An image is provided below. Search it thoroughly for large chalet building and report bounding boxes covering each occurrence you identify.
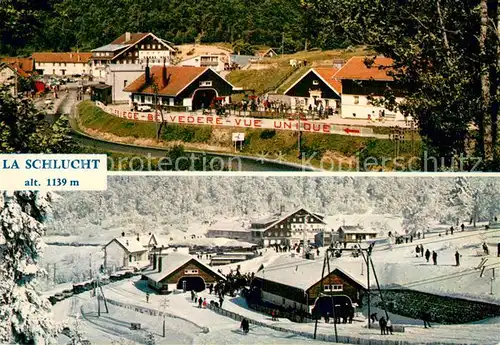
[91,32,176,80]
[249,208,327,247]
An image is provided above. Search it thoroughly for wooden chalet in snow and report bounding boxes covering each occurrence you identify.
[337,225,378,243]
[284,68,342,112]
[252,255,366,313]
[123,62,234,111]
[103,232,153,270]
[144,253,226,293]
[91,32,176,80]
[250,208,327,247]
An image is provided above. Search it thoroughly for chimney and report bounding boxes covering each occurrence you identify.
[158,256,163,272]
[125,32,131,42]
[145,57,151,84]
[121,232,125,237]
[161,57,168,88]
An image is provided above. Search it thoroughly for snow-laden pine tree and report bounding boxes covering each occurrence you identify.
[0,191,58,344]
[443,177,474,226]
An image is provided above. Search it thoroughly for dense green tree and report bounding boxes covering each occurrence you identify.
[304,0,500,170]
[0,86,76,153]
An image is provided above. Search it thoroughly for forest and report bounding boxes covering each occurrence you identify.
[0,0,326,55]
[47,176,500,237]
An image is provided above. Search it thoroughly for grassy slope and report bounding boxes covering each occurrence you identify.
[77,101,421,170]
[227,67,295,95]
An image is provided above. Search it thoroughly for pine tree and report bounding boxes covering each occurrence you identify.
[0,191,58,344]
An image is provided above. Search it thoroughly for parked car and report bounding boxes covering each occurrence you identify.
[137,104,152,112]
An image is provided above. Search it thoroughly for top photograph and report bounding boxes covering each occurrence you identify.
[1,0,499,172]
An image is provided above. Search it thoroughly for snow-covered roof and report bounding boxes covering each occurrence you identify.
[208,219,250,232]
[105,234,151,253]
[339,226,378,235]
[255,254,366,291]
[252,208,325,232]
[146,252,226,282]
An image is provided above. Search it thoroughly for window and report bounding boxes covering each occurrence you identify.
[184,269,199,275]
[313,80,319,86]
[147,45,151,49]
[152,44,156,49]
[199,81,212,87]
[280,224,284,229]
[141,45,145,49]
[129,255,132,262]
[64,63,67,66]
[332,284,343,291]
[354,96,360,105]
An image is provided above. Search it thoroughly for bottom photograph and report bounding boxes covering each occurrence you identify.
[1,176,500,345]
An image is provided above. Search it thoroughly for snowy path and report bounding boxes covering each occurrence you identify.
[99,279,342,345]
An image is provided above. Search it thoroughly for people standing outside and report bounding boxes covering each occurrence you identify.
[425,249,431,262]
[379,316,387,335]
[146,293,150,303]
[198,297,203,308]
[432,251,438,265]
[422,311,432,328]
[420,244,424,257]
[386,318,393,335]
[461,223,465,231]
[415,245,420,257]
[455,251,461,266]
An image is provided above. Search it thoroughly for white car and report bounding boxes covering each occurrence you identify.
[137,104,152,112]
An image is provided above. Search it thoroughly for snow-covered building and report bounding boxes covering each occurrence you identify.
[144,253,226,293]
[206,220,252,242]
[250,208,327,247]
[104,233,153,270]
[337,225,378,243]
[314,230,340,247]
[252,255,366,312]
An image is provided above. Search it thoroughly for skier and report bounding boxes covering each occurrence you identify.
[198,297,203,308]
[370,312,378,323]
[450,226,454,235]
[379,316,387,335]
[455,251,461,266]
[146,293,150,303]
[425,249,431,262]
[432,251,438,265]
[191,290,195,302]
[420,244,424,257]
[202,298,207,308]
[483,242,489,255]
[415,245,420,257]
[219,295,224,308]
[461,223,465,231]
[240,318,249,334]
[386,317,393,335]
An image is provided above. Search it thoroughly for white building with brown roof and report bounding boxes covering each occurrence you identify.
[32,52,92,77]
[333,56,406,121]
[91,32,176,80]
[103,232,153,270]
[179,54,228,73]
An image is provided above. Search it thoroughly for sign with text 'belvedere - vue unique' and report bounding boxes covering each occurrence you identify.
[0,154,107,191]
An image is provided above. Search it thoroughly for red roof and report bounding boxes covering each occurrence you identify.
[0,62,29,78]
[334,56,394,81]
[314,67,342,94]
[31,52,92,63]
[1,57,34,73]
[111,33,149,45]
[124,66,209,96]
